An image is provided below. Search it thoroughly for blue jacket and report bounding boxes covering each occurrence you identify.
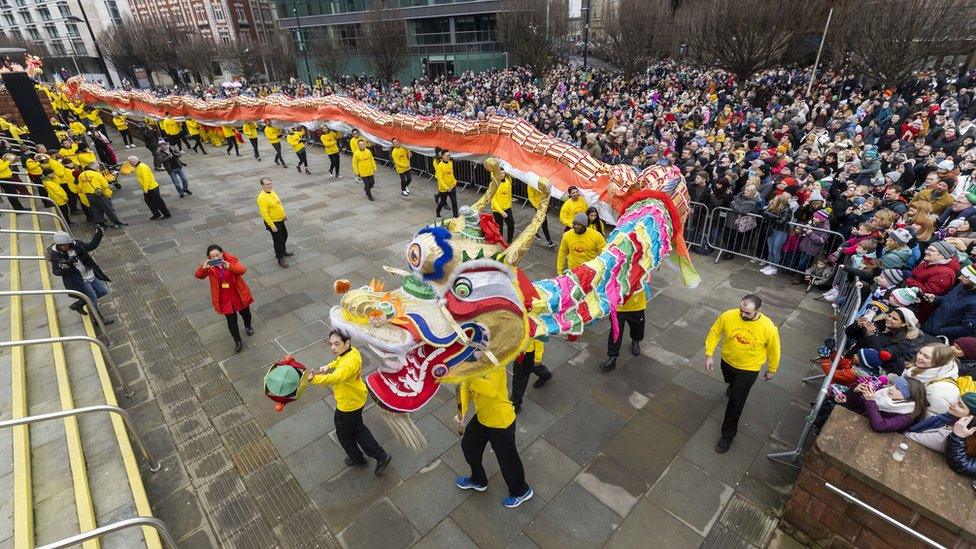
[923,284,976,339]
[946,433,976,476]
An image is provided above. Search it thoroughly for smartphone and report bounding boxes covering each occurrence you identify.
[206,258,223,267]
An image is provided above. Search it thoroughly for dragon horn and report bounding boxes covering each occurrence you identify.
[469,157,502,212]
[501,178,551,266]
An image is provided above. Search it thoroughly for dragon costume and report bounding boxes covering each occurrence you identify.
[63,80,701,447]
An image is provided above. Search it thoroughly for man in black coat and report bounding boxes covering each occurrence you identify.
[48,228,114,324]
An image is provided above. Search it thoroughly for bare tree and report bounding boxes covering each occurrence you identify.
[222,42,261,83]
[309,29,350,82]
[362,4,410,83]
[176,34,222,84]
[678,0,823,81]
[497,0,569,76]
[597,0,673,78]
[834,0,976,86]
[262,35,298,82]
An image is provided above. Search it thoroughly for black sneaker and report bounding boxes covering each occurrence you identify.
[184,189,192,195]
[278,260,289,268]
[533,371,552,389]
[714,436,733,453]
[344,457,367,467]
[101,317,115,325]
[69,300,87,315]
[234,341,243,353]
[283,251,294,257]
[599,357,616,372]
[631,340,642,356]
[374,453,392,475]
[514,404,522,414]
[245,325,254,336]
[149,215,161,220]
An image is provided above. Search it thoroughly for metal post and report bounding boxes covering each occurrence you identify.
[825,484,948,549]
[582,0,591,68]
[37,517,177,549]
[0,194,70,229]
[0,209,72,234]
[0,404,159,470]
[805,7,833,97]
[0,289,112,345]
[74,0,114,87]
[0,336,133,397]
[293,0,313,87]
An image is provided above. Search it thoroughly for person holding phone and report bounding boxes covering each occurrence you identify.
[194,244,254,353]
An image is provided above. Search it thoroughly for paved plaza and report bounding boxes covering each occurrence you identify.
[94,141,830,548]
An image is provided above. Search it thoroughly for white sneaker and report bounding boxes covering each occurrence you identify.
[402,190,408,196]
[763,267,778,276]
[822,289,839,302]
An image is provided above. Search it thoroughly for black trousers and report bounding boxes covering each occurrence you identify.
[191,134,206,153]
[720,360,759,439]
[607,310,645,357]
[119,128,133,146]
[462,417,528,498]
[143,188,170,217]
[272,143,285,165]
[493,209,515,243]
[398,170,411,191]
[225,137,239,155]
[510,351,550,408]
[435,188,459,218]
[538,215,552,243]
[249,137,260,159]
[89,194,121,225]
[0,181,25,210]
[166,134,181,149]
[328,153,340,176]
[224,306,252,343]
[362,175,375,199]
[266,220,288,259]
[296,149,308,169]
[335,407,385,464]
[178,132,191,149]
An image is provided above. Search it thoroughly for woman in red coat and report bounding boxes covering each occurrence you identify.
[195,244,254,352]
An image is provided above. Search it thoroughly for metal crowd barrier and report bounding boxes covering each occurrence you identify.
[705,207,844,275]
[825,483,947,549]
[683,201,711,248]
[767,278,862,466]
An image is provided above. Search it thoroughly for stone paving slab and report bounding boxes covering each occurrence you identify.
[87,139,837,548]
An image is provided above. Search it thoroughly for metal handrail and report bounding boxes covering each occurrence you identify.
[0,193,69,227]
[824,483,947,549]
[0,290,112,345]
[0,228,58,235]
[0,405,158,471]
[37,516,176,549]
[0,208,73,234]
[0,336,132,397]
[0,255,47,260]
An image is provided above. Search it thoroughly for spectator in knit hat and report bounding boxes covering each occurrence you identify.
[906,393,976,452]
[846,307,934,376]
[906,240,961,321]
[923,264,976,340]
[953,337,976,376]
[830,375,927,433]
[880,228,916,270]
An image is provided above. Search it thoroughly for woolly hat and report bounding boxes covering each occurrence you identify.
[808,189,825,203]
[881,268,905,285]
[892,376,911,399]
[572,213,588,226]
[954,337,976,360]
[937,159,955,171]
[888,228,913,245]
[858,348,893,369]
[929,240,956,260]
[885,171,902,183]
[962,264,976,284]
[949,219,968,230]
[889,287,920,307]
[52,231,72,245]
[963,392,976,415]
[813,209,830,221]
[894,307,919,329]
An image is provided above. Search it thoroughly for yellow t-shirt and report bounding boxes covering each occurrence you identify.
[391,146,411,174]
[309,347,368,412]
[112,115,128,130]
[286,130,305,152]
[186,120,201,136]
[42,177,67,206]
[263,125,281,144]
[320,131,339,154]
[256,190,286,225]
[704,309,781,373]
[618,289,648,313]
[352,148,376,177]
[459,367,515,429]
[435,160,457,192]
[134,162,158,192]
[557,227,606,272]
[242,122,258,139]
[491,176,513,213]
[559,196,589,228]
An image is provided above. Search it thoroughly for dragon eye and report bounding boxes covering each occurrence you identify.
[453,277,472,298]
[407,243,422,268]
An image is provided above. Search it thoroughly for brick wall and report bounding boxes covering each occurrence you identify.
[0,86,55,126]
[783,444,968,548]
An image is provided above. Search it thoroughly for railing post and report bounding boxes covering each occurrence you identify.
[0,208,73,234]
[0,193,70,229]
[0,289,113,345]
[0,337,132,397]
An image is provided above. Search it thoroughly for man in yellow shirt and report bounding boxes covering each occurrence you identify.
[286,127,310,174]
[40,168,71,224]
[242,121,261,161]
[528,183,555,248]
[256,177,292,268]
[598,288,648,372]
[264,121,286,168]
[112,114,134,148]
[557,213,606,273]
[222,125,241,156]
[704,294,781,453]
[308,330,391,474]
[127,156,170,220]
[160,113,183,148]
[352,139,377,201]
[77,162,126,229]
[491,168,515,243]
[559,186,589,231]
[455,365,533,508]
[435,150,459,219]
[391,138,411,195]
[186,119,206,154]
[320,129,340,178]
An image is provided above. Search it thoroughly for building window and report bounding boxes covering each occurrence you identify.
[65,22,80,37]
[57,2,71,18]
[220,32,230,43]
[454,13,496,43]
[25,26,40,40]
[18,9,32,22]
[104,0,123,25]
[236,6,245,21]
[44,23,58,37]
[335,23,360,48]
[50,41,66,55]
[71,37,86,55]
[3,13,14,26]
[413,17,450,45]
[37,7,51,21]
[213,5,223,20]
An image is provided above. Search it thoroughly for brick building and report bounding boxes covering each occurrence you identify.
[128,0,277,45]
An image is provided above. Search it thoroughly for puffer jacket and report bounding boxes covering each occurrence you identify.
[906,258,960,296]
[946,433,976,476]
[923,284,976,339]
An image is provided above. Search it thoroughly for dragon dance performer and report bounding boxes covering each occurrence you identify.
[308,329,392,475]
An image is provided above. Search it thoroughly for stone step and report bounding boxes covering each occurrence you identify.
[0,221,147,548]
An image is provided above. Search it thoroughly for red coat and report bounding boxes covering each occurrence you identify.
[194,252,254,315]
[907,257,959,322]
